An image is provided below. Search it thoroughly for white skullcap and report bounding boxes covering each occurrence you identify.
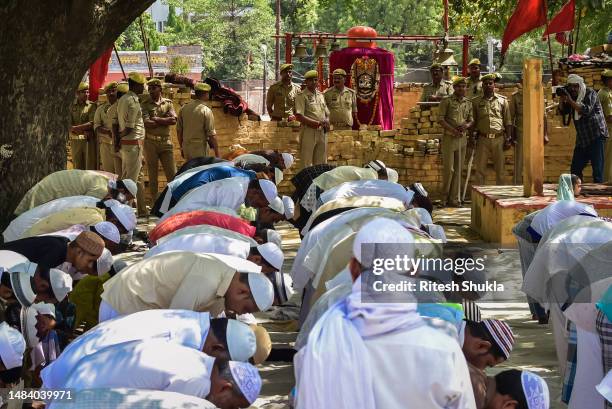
[597,370,612,403]
[366,160,386,172]
[110,203,137,231]
[266,229,282,248]
[93,221,120,244]
[282,196,295,219]
[271,271,294,304]
[352,218,415,267]
[32,302,56,319]
[521,370,550,409]
[411,182,428,197]
[8,261,38,307]
[228,361,262,404]
[50,269,73,302]
[258,179,278,204]
[413,207,433,225]
[0,322,26,370]
[257,243,284,271]
[386,168,399,183]
[268,196,284,215]
[97,248,113,276]
[274,168,284,185]
[226,319,257,362]
[247,273,274,311]
[281,152,294,169]
[0,250,28,270]
[566,74,584,85]
[425,224,447,242]
[120,179,138,197]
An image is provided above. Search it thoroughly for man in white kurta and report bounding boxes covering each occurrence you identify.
[319,179,414,208]
[144,233,251,260]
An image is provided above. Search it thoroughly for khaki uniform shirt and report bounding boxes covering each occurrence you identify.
[324,86,357,126]
[420,80,453,102]
[70,100,96,137]
[472,93,512,135]
[467,76,483,100]
[510,90,523,131]
[117,91,145,141]
[101,252,236,316]
[438,94,473,136]
[177,100,216,144]
[93,102,115,142]
[295,88,328,122]
[266,81,301,118]
[141,95,176,138]
[598,86,612,126]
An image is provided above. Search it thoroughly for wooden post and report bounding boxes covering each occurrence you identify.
[523,59,545,197]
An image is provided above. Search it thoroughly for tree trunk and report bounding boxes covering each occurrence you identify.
[0,1,155,232]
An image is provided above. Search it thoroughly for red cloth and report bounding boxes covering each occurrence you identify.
[543,0,575,37]
[329,47,395,130]
[555,32,571,45]
[148,210,256,244]
[501,0,548,57]
[88,48,113,102]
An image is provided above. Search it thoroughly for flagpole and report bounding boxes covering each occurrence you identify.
[542,1,555,81]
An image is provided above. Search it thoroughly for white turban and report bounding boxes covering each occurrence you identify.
[566,74,586,120]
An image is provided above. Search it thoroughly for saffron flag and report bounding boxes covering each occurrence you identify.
[543,0,575,37]
[555,32,571,45]
[501,0,548,57]
[88,47,113,102]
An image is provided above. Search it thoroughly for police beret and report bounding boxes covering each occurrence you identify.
[280,63,294,72]
[481,73,499,81]
[468,58,481,66]
[116,82,129,93]
[304,70,318,79]
[128,72,146,84]
[603,69,612,78]
[332,68,347,76]
[451,76,467,86]
[147,78,163,87]
[77,82,89,91]
[103,81,118,93]
[194,82,211,92]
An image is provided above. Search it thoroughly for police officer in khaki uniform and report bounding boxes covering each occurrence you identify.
[266,63,301,121]
[109,82,128,174]
[295,70,329,167]
[117,72,146,216]
[69,82,96,170]
[177,82,218,160]
[323,68,357,130]
[599,69,612,182]
[420,63,453,102]
[93,81,119,173]
[438,76,474,206]
[141,79,177,201]
[472,73,513,185]
[466,58,483,100]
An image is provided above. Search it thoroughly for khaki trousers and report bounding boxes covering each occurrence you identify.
[143,137,177,200]
[183,139,208,161]
[70,139,87,170]
[99,141,116,173]
[86,135,98,170]
[120,144,147,216]
[442,134,467,205]
[604,127,612,183]
[474,136,505,185]
[300,127,327,168]
[513,128,523,185]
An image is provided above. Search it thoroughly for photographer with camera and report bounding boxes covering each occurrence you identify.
[558,74,608,183]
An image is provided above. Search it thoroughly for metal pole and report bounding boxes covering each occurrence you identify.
[574,8,583,54]
[113,44,127,79]
[285,33,292,65]
[541,1,555,82]
[462,35,469,76]
[275,0,281,80]
[443,0,449,37]
[262,45,267,116]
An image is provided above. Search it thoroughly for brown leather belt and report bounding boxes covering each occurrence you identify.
[145,134,171,142]
[479,132,502,139]
[120,139,143,146]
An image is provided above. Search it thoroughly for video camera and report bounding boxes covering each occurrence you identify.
[555,86,571,97]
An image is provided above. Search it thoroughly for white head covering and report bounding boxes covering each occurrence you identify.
[110,203,137,231]
[412,207,434,225]
[226,320,257,362]
[281,152,294,169]
[282,196,295,219]
[120,179,138,197]
[0,322,26,370]
[530,200,598,237]
[597,370,612,403]
[7,260,38,307]
[425,224,447,242]
[228,361,262,404]
[271,271,295,304]
[247,273,274,311]
[257,243,284,271]
[566,74,587,121]
[274,168,284,185]
[33,302,56,318]
[521,370,550,409]
[258,179,278,204]
[352,218,415,267]
[50,269,73,302]
[93,221,120,244]
[365,160,386,172]
[268,196,284,215]
[97,248,113,276]
[266,229,282,248]
[386,167,399,183]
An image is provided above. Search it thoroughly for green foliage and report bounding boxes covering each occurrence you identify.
[116,13,162,51]
[169,55,191,74]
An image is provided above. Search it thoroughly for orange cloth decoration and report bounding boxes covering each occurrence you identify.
[347,26,377,48]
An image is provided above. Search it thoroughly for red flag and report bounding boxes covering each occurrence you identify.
[555,32,571,45]
[88,47,113,102]
[501,0,548,57]
[543,0,575,37]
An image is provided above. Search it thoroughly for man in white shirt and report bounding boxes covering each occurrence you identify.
[145,233,251,260]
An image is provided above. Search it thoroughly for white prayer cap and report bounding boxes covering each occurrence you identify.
[597,370,612,403]
[274,168,284,185]
[386,167,399,183]
[566,74,584,85]
[247,273,274,311]
[257,243,284,271]
[410,182,428,197]
[228,361,262,404]
[120,179,138,197]
[520,370,550,409]
[271,271,294,304]
[413,207,433,225]
[0,250,28,269]
[33,302,56,319]
[268,196,285,215]
[50,268,73,302]
[8,261,38,307]
[266,229,282,248]
[352,218,415,267]
[226,319,257,362]
[365,159,386,171]
[110,203,137,231]
[425,224,447,242]
[97,248,113,276]
[282,196,295,219]
[0,322,26,370]
[93,221,120,244]
[281,152,294,169]
[258,179,278,204]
